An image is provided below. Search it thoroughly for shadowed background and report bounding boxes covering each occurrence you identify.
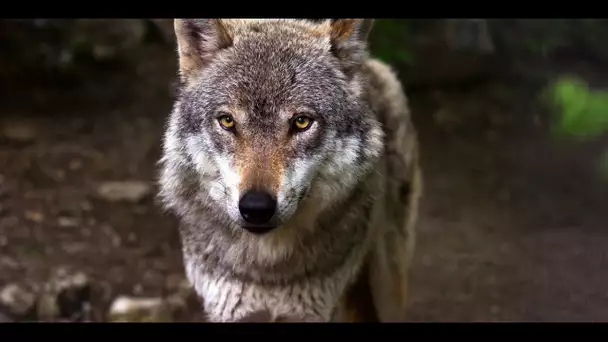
[0,19,607,322]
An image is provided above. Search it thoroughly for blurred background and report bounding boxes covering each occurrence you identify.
[0,18,607,322]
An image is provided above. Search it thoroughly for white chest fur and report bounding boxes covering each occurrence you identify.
[184,252,366,322]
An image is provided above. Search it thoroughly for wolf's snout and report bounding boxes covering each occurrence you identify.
[238,189,277,227]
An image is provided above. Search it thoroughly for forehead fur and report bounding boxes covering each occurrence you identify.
[186,20,351,119]
[221,19,334,44]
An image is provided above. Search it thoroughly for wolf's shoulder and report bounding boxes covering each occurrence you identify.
[362,58,410,122]
[362,58,415,151]
[362,56,419,198]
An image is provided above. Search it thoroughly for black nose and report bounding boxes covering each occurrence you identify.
[238,190,277,225]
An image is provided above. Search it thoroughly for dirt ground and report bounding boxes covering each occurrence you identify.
[0,44,607,322]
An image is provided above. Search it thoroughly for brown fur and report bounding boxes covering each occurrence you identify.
[236,140,286,194]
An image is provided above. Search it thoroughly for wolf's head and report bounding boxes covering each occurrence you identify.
[160,19,384,237]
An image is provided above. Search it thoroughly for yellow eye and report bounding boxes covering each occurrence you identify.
[218,114,235,130]
[293,116,313,132]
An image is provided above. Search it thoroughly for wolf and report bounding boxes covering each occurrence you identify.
[158,18,422,322]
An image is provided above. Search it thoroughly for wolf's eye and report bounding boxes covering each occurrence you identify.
[292,116,314,132]
[218,114,235,131]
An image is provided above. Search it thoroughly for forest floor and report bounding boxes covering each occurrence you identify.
[0,44,607,322]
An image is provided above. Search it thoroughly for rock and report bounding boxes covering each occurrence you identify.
[108,296,172,322]
[36,292,60,321]
[0,283,37,318]
[57,216,79,228]
[108,284,193,323]
[97,181,151,202]
[0,120,37,143]
[37,268,92,322]
[24,211,44,223]
[0,256,19,269]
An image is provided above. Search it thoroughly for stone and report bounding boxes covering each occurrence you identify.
[108,296,172,322]
[0,283,37,318]
[97,181,151,202]
[0,120,37,143]
[36,292,60,321]
[24,211,44,223]
[57,216,79,228]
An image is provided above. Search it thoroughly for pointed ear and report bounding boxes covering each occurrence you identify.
[329,19,374,45]
[174,19,233,81]
[326,19,374,75]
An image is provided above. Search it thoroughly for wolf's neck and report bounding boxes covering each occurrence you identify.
[184,234,371,322]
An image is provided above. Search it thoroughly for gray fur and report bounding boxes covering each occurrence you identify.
[158,19,420,322]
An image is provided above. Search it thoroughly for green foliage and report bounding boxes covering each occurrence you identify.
[546,76,608,140]
[369,19,414,65]
[545,75,608,180]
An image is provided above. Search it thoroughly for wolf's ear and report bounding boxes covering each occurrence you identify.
[329,19,374,45]
[174,19,233,81]
[326,19,374,75]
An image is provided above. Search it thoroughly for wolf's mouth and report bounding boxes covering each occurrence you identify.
[241,224,278,235]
